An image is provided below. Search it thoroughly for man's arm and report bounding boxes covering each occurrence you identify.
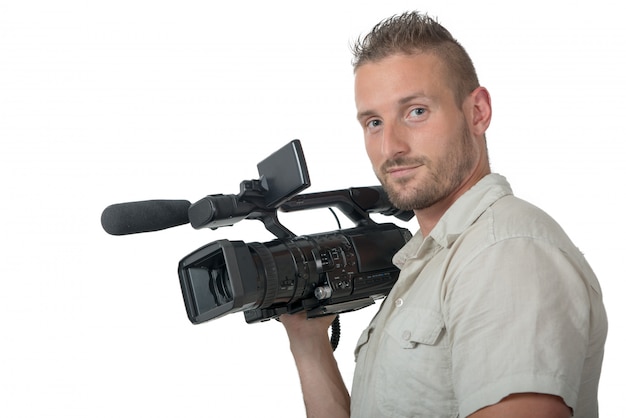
[280,312,350,418]
[468,393,571,418]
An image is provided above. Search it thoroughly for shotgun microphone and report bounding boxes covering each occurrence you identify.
[101,199,191,235]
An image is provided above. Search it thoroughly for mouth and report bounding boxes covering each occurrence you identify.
[385,164,422,179]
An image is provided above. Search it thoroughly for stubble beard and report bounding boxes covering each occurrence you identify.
[377,126,476,211]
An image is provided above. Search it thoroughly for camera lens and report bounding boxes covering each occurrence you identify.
[209,268,233,305]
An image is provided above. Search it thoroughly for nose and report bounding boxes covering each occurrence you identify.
[381,122,409,160]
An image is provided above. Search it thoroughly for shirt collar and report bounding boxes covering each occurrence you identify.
[393,173,513,267]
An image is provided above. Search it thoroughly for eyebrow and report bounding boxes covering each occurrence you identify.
[356,92,431,122]
[356,109,376,122]
[399,92,430,104]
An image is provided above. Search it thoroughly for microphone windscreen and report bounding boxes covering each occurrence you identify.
[101,200,191,235]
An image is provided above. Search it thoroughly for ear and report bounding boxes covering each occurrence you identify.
[465,87,492,137]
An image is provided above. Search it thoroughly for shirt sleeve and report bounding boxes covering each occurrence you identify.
[444,236,590,417]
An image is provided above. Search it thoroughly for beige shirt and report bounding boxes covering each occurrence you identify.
[351,174,607,418]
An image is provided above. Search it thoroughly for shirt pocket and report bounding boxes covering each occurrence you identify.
[376,308,455,417]
[385,307,445,348]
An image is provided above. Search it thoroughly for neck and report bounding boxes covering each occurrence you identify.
[414,168,490,237]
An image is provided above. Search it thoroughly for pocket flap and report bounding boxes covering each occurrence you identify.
[385,307,444,348]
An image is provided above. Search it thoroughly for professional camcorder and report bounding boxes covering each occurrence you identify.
[102,140,414,330]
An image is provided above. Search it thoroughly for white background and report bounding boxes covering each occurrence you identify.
[1,0,624,416]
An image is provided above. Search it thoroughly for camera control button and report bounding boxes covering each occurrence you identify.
[314,285,333,300]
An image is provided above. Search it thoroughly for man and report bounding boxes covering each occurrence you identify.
[281,11,607,418]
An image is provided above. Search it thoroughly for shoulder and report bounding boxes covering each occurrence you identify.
[487,194,570,243]
[455,194,581,262]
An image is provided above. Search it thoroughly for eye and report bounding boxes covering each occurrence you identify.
[366,119,383,129]
[408,107,426,118]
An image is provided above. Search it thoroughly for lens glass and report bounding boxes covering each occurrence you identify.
[186,254,234,315]
[209,267,233,305]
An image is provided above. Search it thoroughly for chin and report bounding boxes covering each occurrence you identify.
[384,186,417,211]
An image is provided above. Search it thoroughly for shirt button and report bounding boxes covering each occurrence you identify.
[395,298,404,307]
[402,330,411,341]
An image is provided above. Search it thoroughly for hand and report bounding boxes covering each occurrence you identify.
[280,311,336,335]
[280,311,337,355]
[280,312,351,417]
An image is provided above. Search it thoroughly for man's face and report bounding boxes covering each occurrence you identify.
[355,52,482,211]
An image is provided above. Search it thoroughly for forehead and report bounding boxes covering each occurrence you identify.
[354,52,452,109]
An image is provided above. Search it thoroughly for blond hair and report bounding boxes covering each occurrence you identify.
[351,12,480,106]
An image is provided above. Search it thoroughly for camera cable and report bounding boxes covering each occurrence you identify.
[330,315,341,351]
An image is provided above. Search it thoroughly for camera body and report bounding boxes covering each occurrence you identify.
[179,221,411,324]
[177,140,414,324]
